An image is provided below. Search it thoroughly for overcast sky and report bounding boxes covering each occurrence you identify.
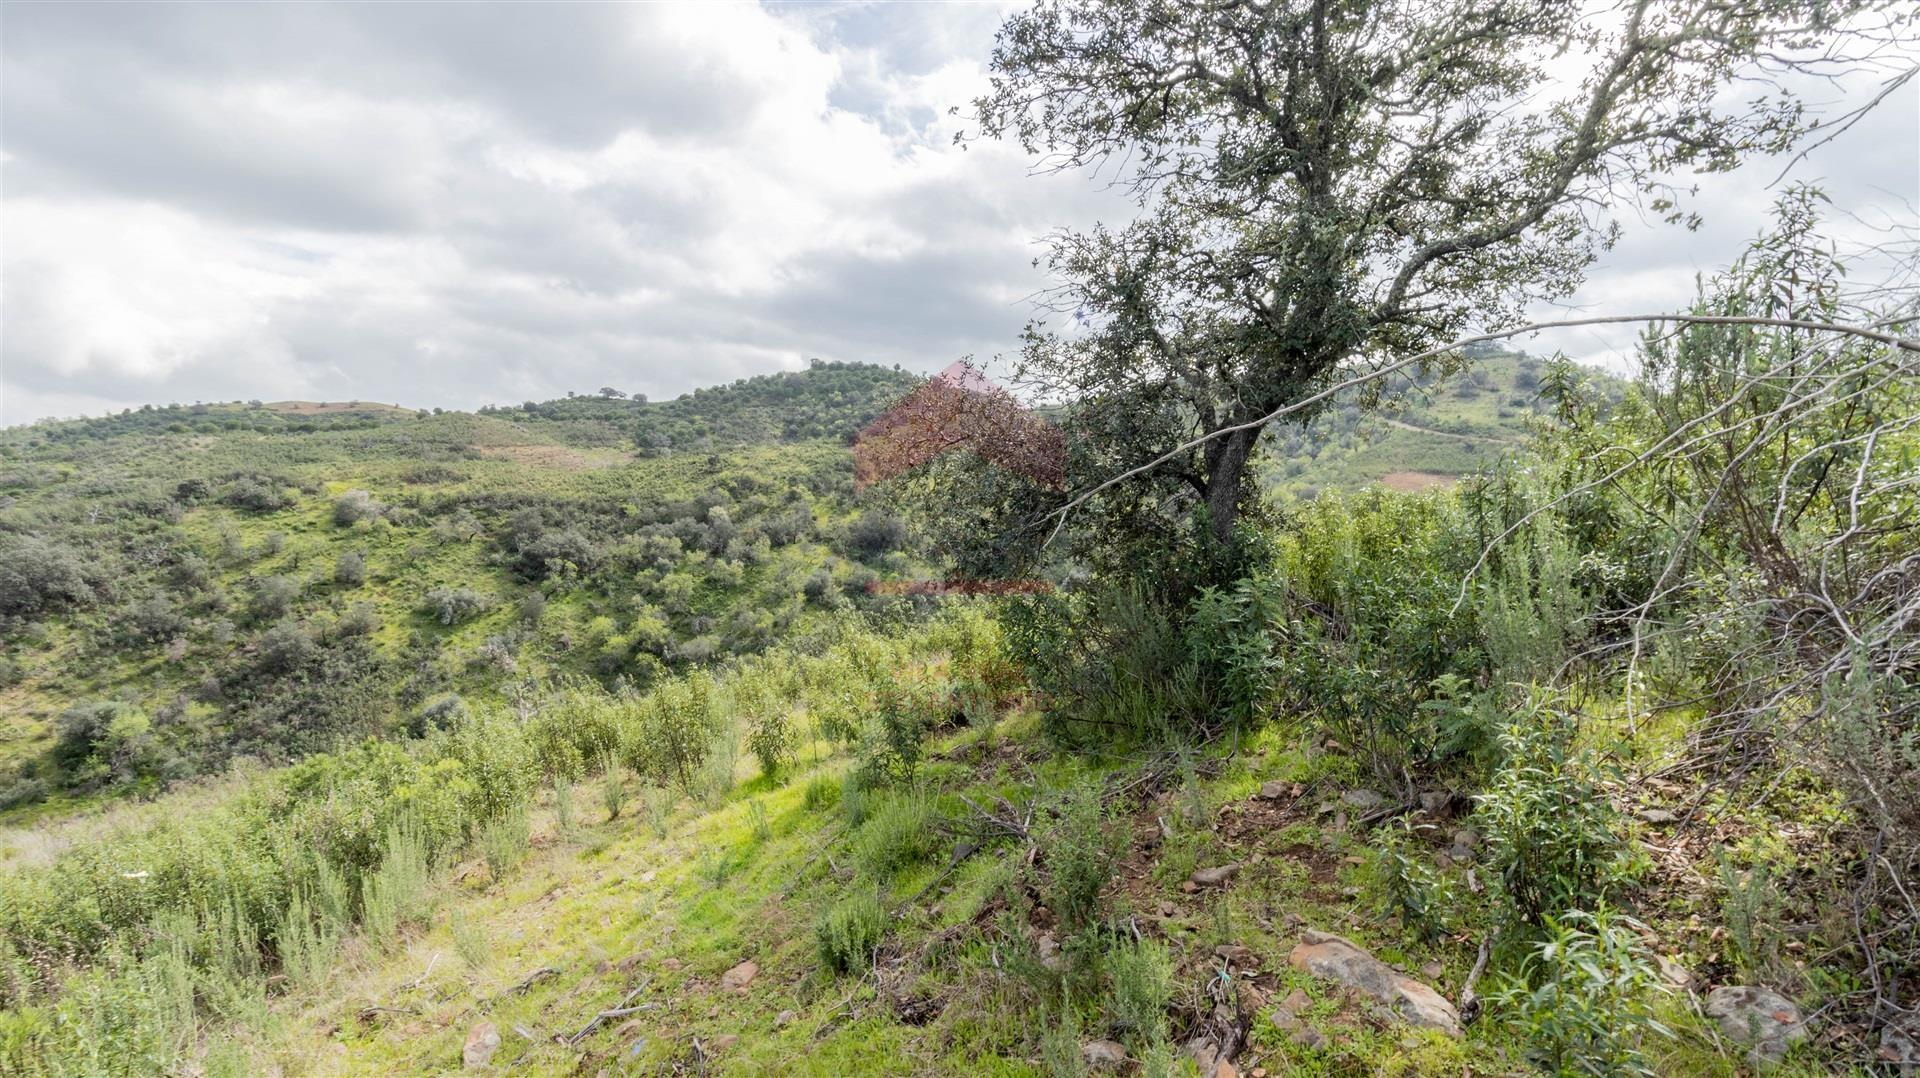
[2,1,1915,427]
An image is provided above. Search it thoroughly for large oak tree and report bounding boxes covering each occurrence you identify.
[969,0,1903,583]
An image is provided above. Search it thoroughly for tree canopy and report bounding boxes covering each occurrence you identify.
[969,0,1905,585]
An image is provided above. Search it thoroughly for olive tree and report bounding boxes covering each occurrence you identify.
[969,0,1905,583]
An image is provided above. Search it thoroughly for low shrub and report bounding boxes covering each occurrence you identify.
[815,889,887,974]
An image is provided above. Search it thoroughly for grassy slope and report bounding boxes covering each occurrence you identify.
[237,709,1770,1077]
[1258,353,1614,498]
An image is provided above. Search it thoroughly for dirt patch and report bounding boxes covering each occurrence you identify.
[1378,470,1457,492]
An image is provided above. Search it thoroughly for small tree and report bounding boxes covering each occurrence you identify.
[598,387,627,399]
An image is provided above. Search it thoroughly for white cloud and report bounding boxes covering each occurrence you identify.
[1,2,1912,425]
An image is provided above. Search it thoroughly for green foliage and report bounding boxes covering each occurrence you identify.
[1477,704,1628,926]
[1490,908,1673,1076]
[1104,938,1174,1049]
[359,815,434,946]
[854,788,941,879]
[857,675,934,787]
[1372,819,1457,943]
[803,773,840,812]
[480,807,531,881]
[422,586,494,625]
[1040,785,1122,931]
[815,889,887,975]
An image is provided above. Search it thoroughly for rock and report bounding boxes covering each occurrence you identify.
[1082,1040,1128,1070]
[720,959,758,993]
[1288,930,1462,1036]
[1637,807,1678,824]
[661,957,683,971]
[1258,780,1289,800]
[1184,1037,1240,1076]
[462,1021,501,1069]
[709,1034,739,1051]
[1189,863,1241,888]
[1704,985,1807,1062]
[1037,933,1066,972]
[774,1009,797,1028]
[1418,790,1450,814]
[1450,827,1479,849]
[1656,954,1693,988]
[1879,1023,1918,1071]
[1342,789,1386,811]
[1420,960,1444,981]
[1293,1026,1328,1049]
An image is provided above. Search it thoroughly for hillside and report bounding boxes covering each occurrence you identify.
[1259,351,1623,498]
[0,363,928,823]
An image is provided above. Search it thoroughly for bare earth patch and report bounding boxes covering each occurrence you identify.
[1378,470,1457,492]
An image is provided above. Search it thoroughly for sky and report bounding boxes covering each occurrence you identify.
[2,1,1915,427]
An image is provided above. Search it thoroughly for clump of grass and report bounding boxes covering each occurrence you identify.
[803,772,840,812]
[643,786,674,838]
[815,889,886,974]
[697,847,739,888]
[747,799,772,843]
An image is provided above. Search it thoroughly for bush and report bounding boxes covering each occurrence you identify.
[1105,939,1174,1049]
[221,476,290,512]
[626,674,717,794]
[844,512,908,559]
[250,576,299,622]
[1477,704,1629,925]
[1490,907,1672,1076]
[423,587,494,626]
[1041,785,1122,931]
[334,551,367,588]
[854,789,940,878]
[0,536,97,617]
[480,808,530,881]
[331,490,383,526]
[815,890,887,974]
[255,621,318,675]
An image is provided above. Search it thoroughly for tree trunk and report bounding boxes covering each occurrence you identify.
[1203,425,1259,547]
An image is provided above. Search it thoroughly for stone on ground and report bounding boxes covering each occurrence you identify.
[1081,1039,1128,1070]
[720,959,759,993]
[1288,930,1461,1036]
[1705,985,1807,1063]
[462,1020,500,1069]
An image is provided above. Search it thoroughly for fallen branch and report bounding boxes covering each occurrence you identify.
[561,981,653,1047]
[1458,938,1493,1025]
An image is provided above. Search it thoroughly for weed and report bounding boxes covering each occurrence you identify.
[1490,907,1672,1076]
[816,889,887,975]
[1041,785,1121,931]
[450,909,490,970]
[1104,938,1173,1049]
[747,800,772,843]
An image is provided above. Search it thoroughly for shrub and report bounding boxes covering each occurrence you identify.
[331,489,383,526]
[480,808,530,881]
[423,587,494,625]
[627,674,716,794]
[335,602,379,638]
[1490,907,1672,1076]
[221,476,289,512]
[857,676,931,787]
[255,621,317,675]
[1372,818,1456,942]
[854,789,940,878]
[844,512,908,559]
[815,889,887,974]
[746,707,797,780]
[250,575,299,622]
[1477,704,1629,925]
[0,542,93,623]
[1105,939,1174,1049]
[1041,785,1122,931]
[333,551,367,588]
